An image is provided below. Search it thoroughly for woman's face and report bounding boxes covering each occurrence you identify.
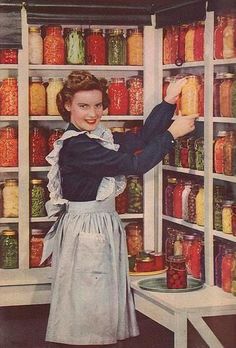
[65,89,103,131]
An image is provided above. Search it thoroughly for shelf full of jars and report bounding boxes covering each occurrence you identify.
[155,9,236,296]
[0,7,159,288]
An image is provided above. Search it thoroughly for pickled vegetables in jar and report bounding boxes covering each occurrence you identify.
[167,256,187,289]
[107,29,126,65]
[222,201,233,234]
[65,28,85,65]
[43,25,65,65]
[29,76,46,116]
[185,24,195,62]
[30,179,46,217]
[223,17,235,59]
[127,76,143,115]
[196,186,204,226]
[0,229,18,269]
[2,179,18,218]
[126,222,143,256]
[223,131,236,176]
[108,78,128,115]
[214,131,227,174]
[29,26,43,65]
[0,49,18,64]
[195,137,204,171]
[0,77,18,116]
[181,75,199,116]
[127,176,143,213]
[194,21,204,61]
[127,28,143,66]
[46,77,63,116]
[219,73,234,117]
[163,27,172,65]
[30,127,48,166]
[0,126,18,167]
[214,16,227,59]
[85,28,106,65]
[48,128,64,153]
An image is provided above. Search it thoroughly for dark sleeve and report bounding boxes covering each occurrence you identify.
[60,131,175,177]
[113,100,176,153]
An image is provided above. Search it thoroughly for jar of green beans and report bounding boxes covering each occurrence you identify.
[30,179,46,217]
[0,229,18,269]
[127,175,143,213]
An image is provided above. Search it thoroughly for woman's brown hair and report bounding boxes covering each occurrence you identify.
[56,71,109,122]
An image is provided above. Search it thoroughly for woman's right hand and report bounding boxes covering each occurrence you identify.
[167,115,199,139]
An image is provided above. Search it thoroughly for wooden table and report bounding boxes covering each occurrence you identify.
[131,276,236,348]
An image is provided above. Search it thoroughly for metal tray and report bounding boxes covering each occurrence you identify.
[138,277,204,293]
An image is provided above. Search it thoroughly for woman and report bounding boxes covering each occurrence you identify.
[42,71,197,346]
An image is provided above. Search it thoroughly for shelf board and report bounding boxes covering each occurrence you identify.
[162,215,205,232]
[163,61,204,70]
[0,64,18,69]
[29,64,144,71]
[119,213,143,219]
[29,115,144,121]
[162,165,204,176]
[0,167,18,172]
[30,166,50,172]
[213,58,236,66]
[213,230,236,243]
[172,115,204,121]
[30,214,143,222]
[0,217,18,223]
[213,117,236,123]
[213,173,236,183]
[30,116,63,121]
[0,116,18,121]
[30,216,57,222]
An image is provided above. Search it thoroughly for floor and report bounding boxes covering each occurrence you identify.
[0,305,235,348]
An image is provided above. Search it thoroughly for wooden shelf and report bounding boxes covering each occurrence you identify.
[213,117,236,123]
[213,230,236,243]
[29,115,144,121]
[162,165,204,176]
[29,64,144,71]
[213,173,236,184]
[162,215,205,233]
[162,61,205,70]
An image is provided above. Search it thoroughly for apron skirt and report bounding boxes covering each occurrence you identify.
[45,197,139,345]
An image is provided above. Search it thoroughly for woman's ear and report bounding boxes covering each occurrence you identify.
[64,102,71,112]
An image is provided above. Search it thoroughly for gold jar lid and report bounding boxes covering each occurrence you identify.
[29,26,40,33]
[31,179,43,185]
[108,28,124,35]
[4,179,18,186]
[30,76,43,83]
[1,229,17,236]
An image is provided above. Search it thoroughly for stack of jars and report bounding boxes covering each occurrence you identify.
[215,242,236,296]
[163,21,205,65]
[214,14,236,60]
[163,74,204,116]
[28,25,143,66]
[163,135,204,171]
[165,227,203,279]
[164,177,204,226]
[213,72,236,118]
[213,130,236,176]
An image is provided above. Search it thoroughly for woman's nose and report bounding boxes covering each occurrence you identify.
[88,107,96,117]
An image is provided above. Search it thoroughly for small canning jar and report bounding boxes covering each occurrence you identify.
[30,179,46,217]
[126,222,143,256]
[0,229,18,269]
[2,179,18,218]
[195,137,204,171]
[29,76,46,116]
[167,256,187,289]
[127,175,143,213]
[30,229,46,267]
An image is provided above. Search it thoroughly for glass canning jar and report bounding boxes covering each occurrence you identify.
[165,227,177,260]
[108,78,128,115]
[182,181,192,221]
[43,25,65,65]
[167,256,187,289]
[214,16,227,59]
[30,179,46,217]
[187,184,199,224]
[188,137,196,169]
[213,73,224,117]
[214,243,225,287]
[30,229,46,268]
[29,76,46,116]
[222,248,234,292]
[195,137,204,171]
[214,131,228,174]
[127,28,143,66]
[222,200,233,234]
[196,186,204,226]
[48,128,64,153]
[163,27,172,65]
[0,77,18,116]
[0,229,18,269]
[193,21,204,61]
[185,23,195,62]
[65,28,85,65]
[0,49,18,64]
[181,75,200,116]
[173,180,185,219]
[85,28,106,65]
[180,137,189,168]
[223,17,235,59]
[125,222,143,256]
[127,76,143,116]
[107,29,126,65]
[232,203,236,236]
[0,126,18,167]
[213,185,225,231]
[219,73,234,117]
[2,179,18,218]
[30,126,48,166]
[223,131,236,176]
[115,187,128,214]
[127,176,143,213]
[174,138,181,167]
[28,26,43,64]
[46,77,63,116]
[164,177,177,216]
[0,185,2,217]
[182,234,201,275]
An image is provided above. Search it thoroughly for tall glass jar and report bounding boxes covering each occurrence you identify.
[29,126,48,166]
[215,243,225,287]
[194,21,204,61]
[195,137,204,171]
[46,77,63,115]
[108,78,128,115]
[190,235,202,279]
[173,180,185,219]
[196,186,204,226]
[127,176,143,213]
[167,256,187,289]
[0,126,18,167]
[0,229,18,269]
[213,73,224,117]
[214,16,227,59]
[107,29,126,65]
[174,138,181,167]
[223,131,236,176]
[30,229,46,268]
[222,200,233,234]
[163,27,172,65]
[185,23,195,62]
[182,234,196,274]
[2,179,18,218]
[180,137,189,168]
[231,252,236,296]
[165,227,177,260]
[29,76,46,116]
[85,28,106,65]
[30,179,46,217]
[178,25,188,63]
[188,137,196,169]
[0,77,18,116]
[232,78,236,118]
[182,181,192,221]
[127,28,143,66]
[0,49,18,64]
[219,73,234,117]
[181,75,200,116]
[213,185,225,231]
[170,26,179,64]
[127,76,143,115]
[232,203,236,236]
[222,248,234,292]
[28,26,43,64]
[187,184,199,224]
[214,131,228,174]
[223,17,235,59]
[43,25,65,65]
[65,28,85,65]
[164,177,177,216]
[115,187,128,214]
[126,222,143,256]
[48,128,64,153]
